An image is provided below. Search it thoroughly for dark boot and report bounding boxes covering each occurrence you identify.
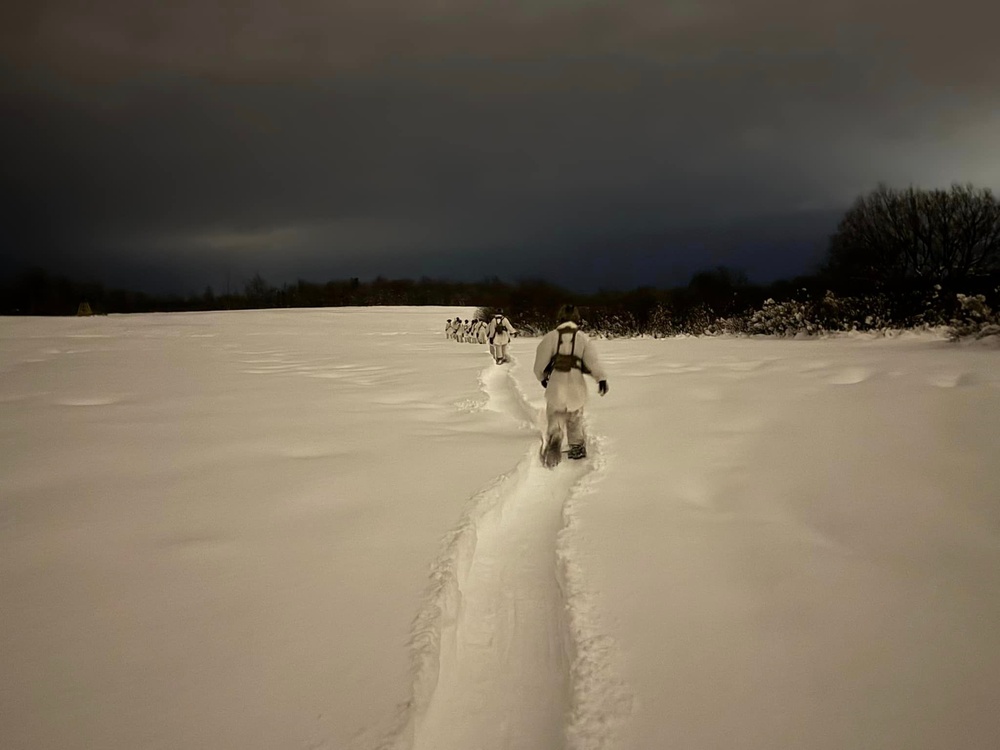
[567,444,587,460]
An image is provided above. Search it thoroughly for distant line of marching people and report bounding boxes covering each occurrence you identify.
[444,310,517,364]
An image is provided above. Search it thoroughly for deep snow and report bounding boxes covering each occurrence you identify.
[2,308,998,750]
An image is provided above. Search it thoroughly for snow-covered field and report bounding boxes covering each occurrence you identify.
[2,307,999,750]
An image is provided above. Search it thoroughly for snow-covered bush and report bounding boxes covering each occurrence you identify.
[948,293,1000,340]
[477,282,985,340]
[913,285,950,327]
[748,291,894,335]
[679,304,716,336]
[647,304,681,338]
[814,291,893,332]
[589,309,640,338]
[747,298,818,336]
[714,314,751,335]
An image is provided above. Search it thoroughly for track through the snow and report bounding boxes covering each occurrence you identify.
[413,456,589,750]
[387,356,594,750]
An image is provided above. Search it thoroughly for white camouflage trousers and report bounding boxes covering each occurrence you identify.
[545,405,585,449]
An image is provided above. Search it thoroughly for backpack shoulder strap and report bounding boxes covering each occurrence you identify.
[556,325,577,351]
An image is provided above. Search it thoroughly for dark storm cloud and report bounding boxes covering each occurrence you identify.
[3,1,998,292]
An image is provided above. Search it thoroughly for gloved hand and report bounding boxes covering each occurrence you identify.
[598,380,609,396]
[541,377,548,388]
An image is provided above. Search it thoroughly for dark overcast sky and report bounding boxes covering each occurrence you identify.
[2,1,999,293]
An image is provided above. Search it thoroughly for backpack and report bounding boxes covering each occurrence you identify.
[494,316,506,334]
[548,325,591,374]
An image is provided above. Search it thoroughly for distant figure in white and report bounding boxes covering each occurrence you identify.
[447,312,463,341]
[487,311,517,364]
[533,304,608,467]
[475,319,488,344]
[445,319,454,339]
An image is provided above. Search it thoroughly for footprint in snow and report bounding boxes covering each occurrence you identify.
[825,367,874,385]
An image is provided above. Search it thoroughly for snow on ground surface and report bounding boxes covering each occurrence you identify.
[2,307,999,750]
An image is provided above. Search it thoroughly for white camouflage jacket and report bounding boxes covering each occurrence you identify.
[532,322,607,412]
[487,315,516,345]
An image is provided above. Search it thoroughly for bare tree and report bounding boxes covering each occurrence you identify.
[826,183,1000,286]
[243,272,275,306]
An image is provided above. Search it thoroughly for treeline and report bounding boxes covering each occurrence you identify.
[4,183,999,339]
[0,271,563,316]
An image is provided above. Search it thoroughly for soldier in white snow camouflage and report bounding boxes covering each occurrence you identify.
[487,311,516,364]
[533,304,608,467]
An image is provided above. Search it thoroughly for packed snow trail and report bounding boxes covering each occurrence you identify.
[394,356,592,750]
[413,455,588,750]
